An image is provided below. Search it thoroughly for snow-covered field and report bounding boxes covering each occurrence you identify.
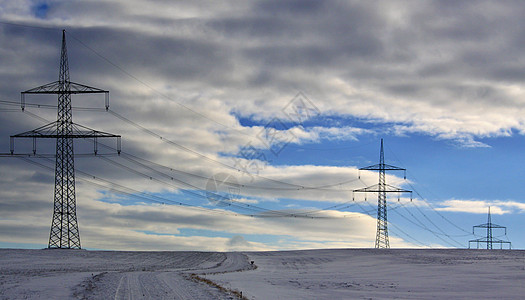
[1,248,524,299]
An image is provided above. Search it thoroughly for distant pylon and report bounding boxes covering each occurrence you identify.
[354,139,411,249]
[10,30,121,249]
[469,207,511,249]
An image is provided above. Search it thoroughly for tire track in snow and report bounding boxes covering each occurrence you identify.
[80,252,252,299]
[199,252,253,274]
[113,274,126,300]
[111,272,231,300]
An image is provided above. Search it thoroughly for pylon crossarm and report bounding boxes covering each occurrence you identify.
[71,123,121,138]
[13,132,119,139]
[353,183,411,193]
[473,223,507,229]
[21,81,110,110]
[469,237,511,249]
[22,81,108,94]
[11,122,120,138]
[470,237,510,243]
[359,163,406,171]
[11,121,59,137]
[10,122,121,154]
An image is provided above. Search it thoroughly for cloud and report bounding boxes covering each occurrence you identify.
[0,160,389,250]
[0,181,382,250]
[436,199,525,215]
[226,235,252,251]
[5,1,525,150]
[3,0,525,250]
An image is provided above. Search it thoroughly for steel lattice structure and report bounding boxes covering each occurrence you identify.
[354,139,411,249]
[469,207,511,250]
[10,30,121,249]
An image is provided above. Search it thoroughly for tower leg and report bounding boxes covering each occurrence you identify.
[375,190,389,249]
[48,135,81,249]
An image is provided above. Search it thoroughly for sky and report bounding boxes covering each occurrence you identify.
[0,0,524,251]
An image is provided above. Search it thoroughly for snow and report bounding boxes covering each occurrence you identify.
[0,248,524,299]
[209,249,525,299]
[0,249,250,299]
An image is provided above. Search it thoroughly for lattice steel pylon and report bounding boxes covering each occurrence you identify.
[469,207,511,249]
[354,139,411,249]
[10,30,121,249]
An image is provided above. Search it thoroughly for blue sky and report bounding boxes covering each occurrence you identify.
[0,1,524,250]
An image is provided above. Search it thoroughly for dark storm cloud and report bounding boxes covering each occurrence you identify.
[256,0,326,14]
[198,1,386,96]
[0,196,50,216]
[70,27,232,83]
[211,1,385,64]
[0,26,60,90]
[0,223,48,240]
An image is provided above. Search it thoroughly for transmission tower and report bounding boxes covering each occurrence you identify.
[469,207,511,249]
[10,30,121,249]
[354,139,411,249]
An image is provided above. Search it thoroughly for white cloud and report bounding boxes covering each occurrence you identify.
[436,199,525,215]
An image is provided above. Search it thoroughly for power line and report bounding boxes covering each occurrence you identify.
[99,154,366,219]
[382,143,473,236]
[93,140,370,215]
[388,221,433,248]
[406,182,472,235]
[18,156,241,217]
[399,202,472,238]
[17,105,260,186]
[25,136,338,219]
[0,99,106,111]
[351,196,430,248]
[97,155,295,217]
[353,181,464,248]
[7,86,363,192]
[112,146,361,192]
[0,20,60,31]
[18,107,368,215]
[391,202,464,248]
[19,150,432,247]
[28,154,368,220]
[18,109,367,219]
[106,108,362,191]
[16,101,471,247]
[91,141,370,218]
